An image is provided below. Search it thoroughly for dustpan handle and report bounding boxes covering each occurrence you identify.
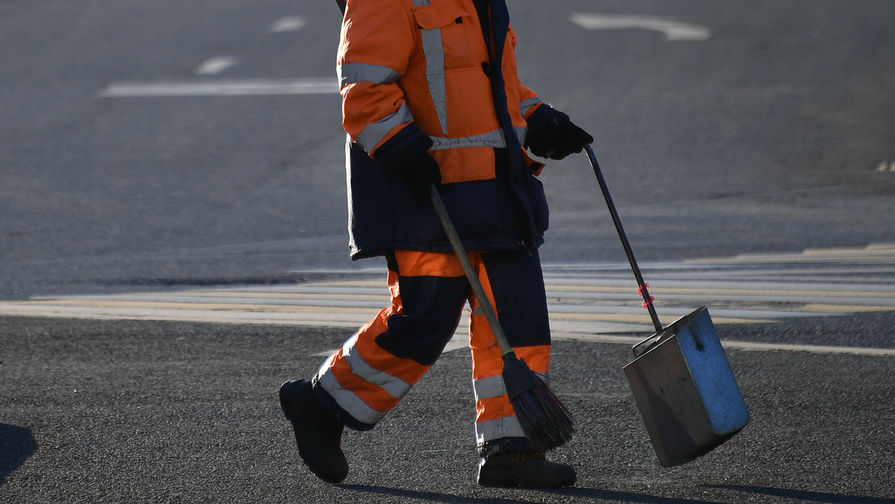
[585,145,663,334]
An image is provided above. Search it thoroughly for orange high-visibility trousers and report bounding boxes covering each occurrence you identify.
[312,248,551,455]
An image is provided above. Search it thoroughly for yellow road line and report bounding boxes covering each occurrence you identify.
[163,291,387,301]
[195,283,895,300]
[800,304,895,313]
[17,299,766,325]
[24,299,379,314]
[545,285,895,298]
[303,280,383,288]
[548,312,766,325]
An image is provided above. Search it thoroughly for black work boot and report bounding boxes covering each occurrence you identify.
[476,451,576,488]
[279,379,349,484]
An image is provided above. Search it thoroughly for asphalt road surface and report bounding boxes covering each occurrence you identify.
[1,315,893,503]
[1,0,893,298]
[1,0,894,502]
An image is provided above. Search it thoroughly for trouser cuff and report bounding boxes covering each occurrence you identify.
[311,376,376,432]
[478,436,536,457]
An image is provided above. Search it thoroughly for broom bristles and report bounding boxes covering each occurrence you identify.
[513,384,575,450]
[501,353,574,451]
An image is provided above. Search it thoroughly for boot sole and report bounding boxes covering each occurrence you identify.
[477,458,576,488]
[477,469,576,488]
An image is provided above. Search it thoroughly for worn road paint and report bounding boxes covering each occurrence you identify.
[269,16,306,33]
[194,56,238,75]
[571,12,711,41]
[98,79,338,97]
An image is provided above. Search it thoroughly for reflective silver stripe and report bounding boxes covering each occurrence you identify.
[413,0,429,8]
[514,126,527,147]
[473,371,549,402]
[356,102,413,152]
[520,97,541,117]
[338,63,400,86]
[475,416,526,444]
[341,340,412,400]
[473,375,506,401]
[419,28,448,135]
[430,130,505,151]
[315,354,387,425]
[429,127,527,151]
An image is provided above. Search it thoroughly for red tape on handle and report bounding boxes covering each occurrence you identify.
[637,283,655,308]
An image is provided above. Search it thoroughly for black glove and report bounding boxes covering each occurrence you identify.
[393,152,441,196]
[374,122,441,199]
[525,106,593,160]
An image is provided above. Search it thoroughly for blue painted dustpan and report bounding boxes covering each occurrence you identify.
[586,146,749,466]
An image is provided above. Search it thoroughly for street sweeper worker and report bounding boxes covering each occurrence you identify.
[279,0,592,488]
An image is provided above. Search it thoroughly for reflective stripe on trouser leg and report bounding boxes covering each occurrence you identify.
[469,249,551,453]
[313,251,468,430]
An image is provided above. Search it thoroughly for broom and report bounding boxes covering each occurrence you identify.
[429,184,574,451]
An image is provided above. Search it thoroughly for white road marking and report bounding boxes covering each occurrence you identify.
[313,335,895,358]
[570,12,711,41]
[194,56,239,75]
[554,332,895,357]
[269,16,306,33]
[97,78,338,98]
[714,340,895,357]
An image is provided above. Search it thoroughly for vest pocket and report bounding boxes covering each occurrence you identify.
[412,3,476,70]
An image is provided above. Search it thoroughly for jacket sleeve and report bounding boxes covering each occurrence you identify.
[504,23,546,173]
[338,0,419,157]
[504,25,544,122]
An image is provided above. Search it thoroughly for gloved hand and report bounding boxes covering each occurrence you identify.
[525,106,593,160]
[374,122,441,200]
[392,152,441,197]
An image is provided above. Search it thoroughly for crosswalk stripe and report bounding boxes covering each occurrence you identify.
[0,245,893,355]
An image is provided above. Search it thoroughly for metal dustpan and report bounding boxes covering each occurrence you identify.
[585,146,749,467]
[623,306,749,466]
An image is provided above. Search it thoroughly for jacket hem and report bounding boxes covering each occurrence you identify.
[349,237,543,261]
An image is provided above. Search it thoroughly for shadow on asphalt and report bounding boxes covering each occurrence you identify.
[541,487,723,504]
[343,484,725,503]
[0,423,37,486]
[705,485,895,504]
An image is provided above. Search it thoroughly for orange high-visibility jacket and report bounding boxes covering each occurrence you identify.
[340,0,551,259]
